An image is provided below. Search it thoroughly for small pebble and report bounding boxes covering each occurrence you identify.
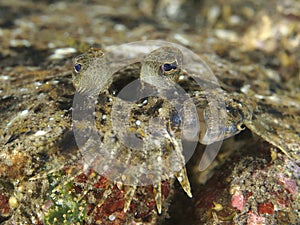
[49,47,77,60]
[108,214,116,221]
[9,196,18,209]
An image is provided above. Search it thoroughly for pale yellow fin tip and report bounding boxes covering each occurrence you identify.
[123,185,137,213]
[175,168,193,198]
[153,183,162,214]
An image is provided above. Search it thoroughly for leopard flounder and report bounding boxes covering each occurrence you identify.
[71,44,253,214]
[71,41,299,214]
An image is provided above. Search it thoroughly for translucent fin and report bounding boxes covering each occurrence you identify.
[90,185,113,218]
[144,135,164,214]
[153,183,162,214]
[175,167,192,198]
[115,180,123,190]
[168,135,192,198]
[198,141,223,171]
[123,185,137,212]
[96,187,112,208]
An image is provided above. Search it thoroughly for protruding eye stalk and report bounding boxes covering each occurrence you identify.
[74,63,82,73]
[160,61,178,75]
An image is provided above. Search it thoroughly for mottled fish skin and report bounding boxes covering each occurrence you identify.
[72,46,251,213]
[202,53,300,162]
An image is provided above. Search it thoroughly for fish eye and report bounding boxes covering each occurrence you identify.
[163,63,173,71]
[162,62,177,72]
[74,64,82,73]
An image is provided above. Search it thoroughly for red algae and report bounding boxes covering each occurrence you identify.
[247,211,266,225]
[0,194,10,217]
[277,174,298,198]
[231,190,245,211]
[257,202,274,215]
